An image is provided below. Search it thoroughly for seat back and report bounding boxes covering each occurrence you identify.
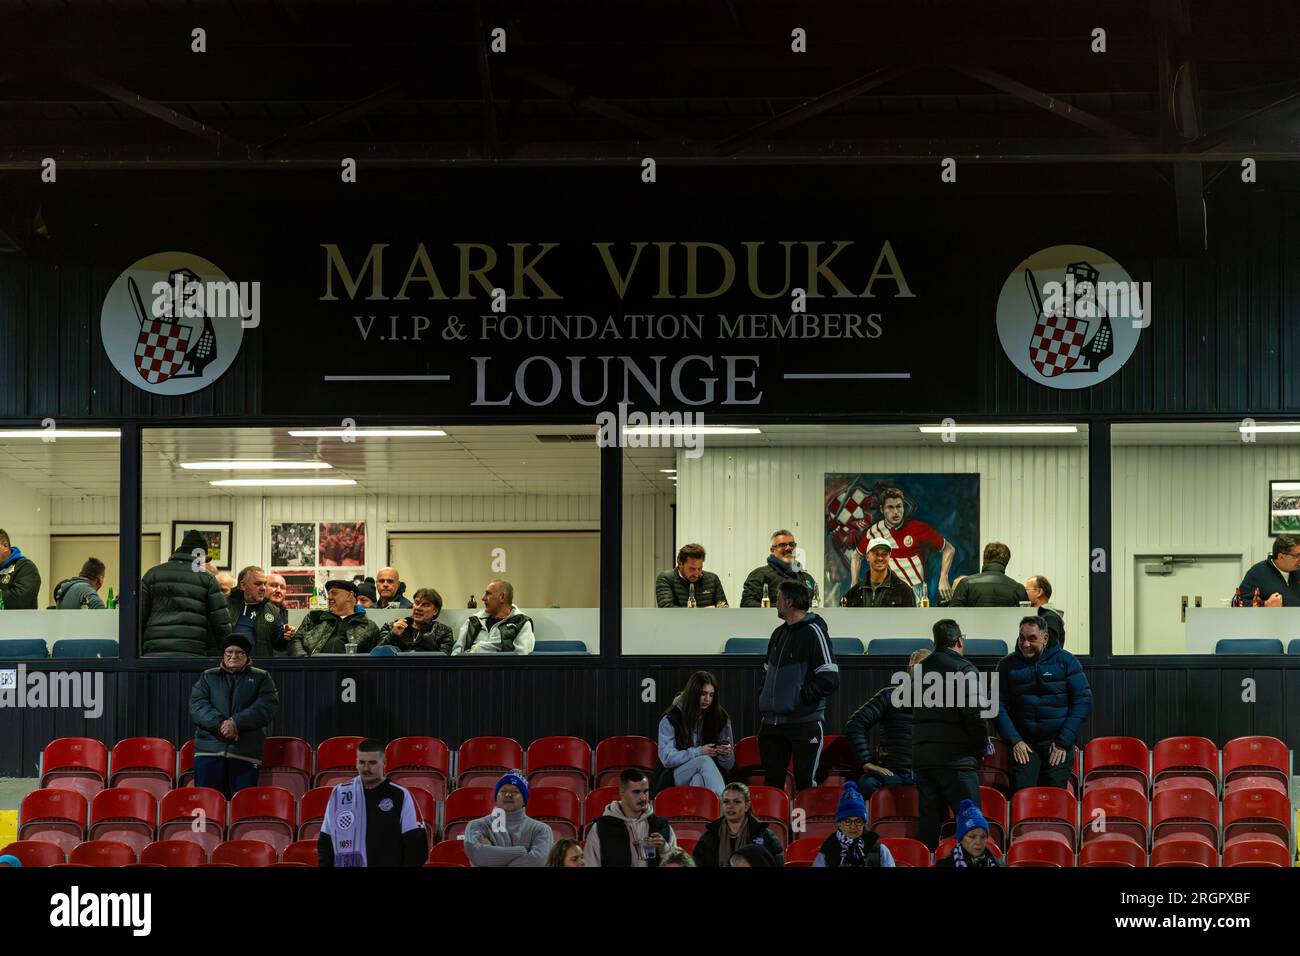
[747,785,791,845]
[229,786,296,854]
[0,638,49,658]
[722,638,768,654]
[40,737,109,800]
[177,740,196,788]
[428,839,469,866]
[19,788,89,855]
[1081,786,1148,847]
[1222,736,1289,785]
[442,787,496,841]
[0,839,65,866]
[313,736,365,788]
[526,736,592,799]
[51,639,118,659]
[526,787,582,840]
[157,785,226,855]
[584,786,620,833]
[141,839,207,867]
[1214,638,1284,655]
[1222,839,1289,867]
[1151,838,1218,867]
[386,736,451,801]
[1010,787,1078,848]
[69,839,136,866]
[282,840,319,866]
[211,839,277,867]
[593,736,656,789]
[979,739,1011,794]
[866,638,929,655]
[962,638,1008,656]
[108,737,176,798]
[1083,737,1150,786]
[783,836,823,865]
[259,737,314,801]
[1079,839,1146,867]
[1222,788,1291,845]
[456,736,524,787]
[881,837,931,867]
[1152,736,1219,787]
[1152,788,1219,846]
[654,786,720,823]
[1006,838,1074,867]
[297,786,335,840]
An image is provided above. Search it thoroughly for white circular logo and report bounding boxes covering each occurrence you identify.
[996,245,1144,390]
[100,251,245,394]
[903,535,914,547]
[378,798,394,812]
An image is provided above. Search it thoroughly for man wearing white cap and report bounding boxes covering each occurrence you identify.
[843,537,916,608]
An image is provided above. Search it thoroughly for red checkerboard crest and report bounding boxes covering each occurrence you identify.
[134,319,193,385]
[1028,311,1088,378]
[826,483,876,551]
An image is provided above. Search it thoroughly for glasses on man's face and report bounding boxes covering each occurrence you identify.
[1286,551,1300,560]
[772,541,797,551]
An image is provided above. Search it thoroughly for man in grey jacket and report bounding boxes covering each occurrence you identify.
[188,633,279,798]
[463,772,553,867]
[53,558,106,609]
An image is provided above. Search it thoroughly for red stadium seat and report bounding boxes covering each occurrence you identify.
[1153,776,1217,798]
[1080,839,1147,867]
[108,737,176,801]
[1222,839,1290,867]
[386,737,451,802]
[1222,736,1289,789]
[794,786,844,840]
[177,740,195,788]
[140,840,206,867]
[1152,736,1219,791]
[936,836,1003,861]
[527,787,583,841]
[212,840,277,867]
[69,839,136,866]
[942,787,1007,847]
[456,736,525,789]
[979,738,1011,795]
[1223,774,1288,797]
[816,735,858,788]
[259,737,314,801]
[1082,775,1147,798]
[0,839,65,867]
[594,736,657,789]
[1222,788,1290,848]
[229,786,296,856]
[868,786,919,840]
[1083,737,1150,790]
[49,863,91,868]
[584,786,620,833]
[405,787,438,841]
[1081,786,1148,849]
[1010,787,1077,849]
[1006,838,1074,867]
[158,787,226,856]
[734,735,794,798]
[198,863,239,867]
[298,786,334,841]
[442,787,495,841]
[784,837,823,866]
[282,840,319,866]
[40,737,109,802]
[881,837,931,867]
[526,736,592,799]
[271,862,312,867]
[19,788,88,856]
[428,839,469,866]
[1151,838,1218,867]
[88,787,157,856]
[748,785,791,845]
[313,736,365,789]
[125,863,165,868]
[1152,787,1218,847]
[654,786,720,841]
[675,835,698,855]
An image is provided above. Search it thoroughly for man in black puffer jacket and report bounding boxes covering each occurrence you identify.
[188,633,279,798]
[947,542,1028,608]
[843,648,927,798]
[140,529,231,656]
[912,619,991,851]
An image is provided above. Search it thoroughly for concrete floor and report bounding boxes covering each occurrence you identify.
[0,778,39,811]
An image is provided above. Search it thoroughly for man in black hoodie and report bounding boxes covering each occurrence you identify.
[140,529,231,656]
[912,619,991,851]
[757,580,839,791]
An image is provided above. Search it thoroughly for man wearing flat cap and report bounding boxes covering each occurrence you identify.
[842,537,917,608]
[290,578,381,655]
[188,632,280,798]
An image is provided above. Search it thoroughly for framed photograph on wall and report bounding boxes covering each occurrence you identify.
[271,522,318,567]
[319,521,366,566]
[171,521,233,571]
[1268,480,1300,535]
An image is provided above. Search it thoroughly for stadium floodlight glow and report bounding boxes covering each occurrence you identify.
[622,426,761,436]
[288,428,447,437]
[1241,424,1300,434]
[181,460,333,470]
[917,425,1079,435]
[208,478,357,487]
[0,429,122,438]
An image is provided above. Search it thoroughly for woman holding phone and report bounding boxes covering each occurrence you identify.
[653,670,734,797]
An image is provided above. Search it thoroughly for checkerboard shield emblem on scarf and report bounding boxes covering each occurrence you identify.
[134,318,193,385]
[1028,311,1088,378]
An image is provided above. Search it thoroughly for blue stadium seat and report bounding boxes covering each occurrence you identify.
[1290,639,1300,655]
[369,645,401,656]
[531,640,589,654]
[0,639,49,659]
[963,639,1009,656]
[1215,639,1284,655]
[51,639,118,659]
[831,638,864,655]
[723,638,769,654]
[866,638,929,655]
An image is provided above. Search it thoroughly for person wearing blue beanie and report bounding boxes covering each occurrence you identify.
[463,771,552,867]
[494,771,529,805]
[936,799,1000,867]
[813,783,895,867]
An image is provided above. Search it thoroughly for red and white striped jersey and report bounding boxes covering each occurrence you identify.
[859,518,945,587]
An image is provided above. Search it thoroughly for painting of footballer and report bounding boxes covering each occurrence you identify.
[824,474,979,607]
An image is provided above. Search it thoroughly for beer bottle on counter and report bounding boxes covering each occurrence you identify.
[687,583,697,608]
[468,595,477,609]
[1231,588,1242,608]
[1252,588,1263,607]
[107,587,116,609]
[761,583,771,608]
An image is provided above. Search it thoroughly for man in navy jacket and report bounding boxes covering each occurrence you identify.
[995,616,1092,794]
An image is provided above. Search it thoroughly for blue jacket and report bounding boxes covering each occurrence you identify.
[994,640,1091,748]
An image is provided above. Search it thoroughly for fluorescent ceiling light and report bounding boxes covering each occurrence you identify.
[1241,424,1300,434]
[623,426,762,436]
[917,425,1079,435]
[288,428,447,437]
[0,429,121,438]
[209,478,358,487]
[182,460,332,470]
[659,469,678,473]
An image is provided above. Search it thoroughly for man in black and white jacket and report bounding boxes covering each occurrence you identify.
[757,580,839,792]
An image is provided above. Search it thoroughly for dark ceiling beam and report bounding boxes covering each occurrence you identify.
[511,69,675,140]
[1152,0,1205,252]
[255,84,404,159]
[67,69,242,150]
[715,63,921,155]
[474,1,501,159]
[953,65,1143,140]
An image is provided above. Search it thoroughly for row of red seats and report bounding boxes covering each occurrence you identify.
[0,838,317,868]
